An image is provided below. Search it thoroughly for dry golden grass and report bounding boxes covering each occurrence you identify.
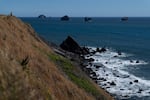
[0,15,114,100]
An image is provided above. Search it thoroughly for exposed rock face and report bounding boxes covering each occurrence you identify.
[61,15,69,21]
[60,36,89,55]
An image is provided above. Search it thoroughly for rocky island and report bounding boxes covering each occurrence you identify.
[38,14,46,19]
[61,15,70,21]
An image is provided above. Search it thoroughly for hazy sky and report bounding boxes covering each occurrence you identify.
[0,0,150,17]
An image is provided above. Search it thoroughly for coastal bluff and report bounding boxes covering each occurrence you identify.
[0,15,114,100]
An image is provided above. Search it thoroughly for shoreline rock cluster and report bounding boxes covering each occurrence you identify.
[58,36,149,99]
[59,36,108,83]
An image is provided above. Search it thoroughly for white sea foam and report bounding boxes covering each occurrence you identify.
[85,47,150,99]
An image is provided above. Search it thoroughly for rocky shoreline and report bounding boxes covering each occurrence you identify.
[41,36,150,100]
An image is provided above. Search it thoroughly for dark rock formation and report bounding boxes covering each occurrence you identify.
[38,15,46,19]
[113,55,118,58]
[84,17,92,22]
[136,60,139,63]
[60,36,89,55]
[85,58,95,62]
[121,17,128,21]
[129,82,133,84]
[130,60,133,63]
[117,51,122,55]
[61,15,69,21]
[110,81,116,86]
[134,80,138,83]
[60,36,82,54]
[96,47,107,53]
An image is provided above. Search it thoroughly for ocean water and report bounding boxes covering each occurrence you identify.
[21,17,150,100]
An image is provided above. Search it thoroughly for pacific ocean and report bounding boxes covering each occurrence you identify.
[22,17,150,100]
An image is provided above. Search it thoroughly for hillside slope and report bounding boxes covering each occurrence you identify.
[0,15,114,100]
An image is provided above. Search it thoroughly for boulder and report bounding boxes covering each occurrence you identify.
[117,51,122,55]
[84,58,95,62]
[96,47,107,53]
[136,60,139,63]
[129,82,133,84]
[113,55,118,58]
[110,81,116,86]
[134,80,138,83]
[130,60,133,63]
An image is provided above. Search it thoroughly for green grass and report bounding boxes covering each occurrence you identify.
[34,46,106,99]
[48,53,103,99]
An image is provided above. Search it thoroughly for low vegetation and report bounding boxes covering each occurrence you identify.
[0,15,113,100]
[48,53,107,99]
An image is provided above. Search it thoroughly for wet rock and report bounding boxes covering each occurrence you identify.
[91,76,97,80]
[106,87,110,88]
[117,51,122,55]
[91,71,96,76]
[90,51,96,55]
[81,46,90,55]
[136,60,139,63]
[123,95,129,98]
[94,64,102,69]
[134,80,138,83]
[86,68,93,74]
[110,81,116,86]
[107,82,110,84]
[96,47,107,53]
[113,55,118,58]
[99,78,107,81]
[116,75,120,77]
[130,60,133,63]
[103,84,107,86]
[129,82,133,84]
[138,89,143,93]
[85,58,95,62]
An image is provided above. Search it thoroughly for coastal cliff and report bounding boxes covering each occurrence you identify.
[0,15,114,100]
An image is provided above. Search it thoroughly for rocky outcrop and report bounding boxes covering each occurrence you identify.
[121,17,128,21]
[84,17,92,22]
[61,15,69,21]
[38,15,46,19]
[60,36,89,55]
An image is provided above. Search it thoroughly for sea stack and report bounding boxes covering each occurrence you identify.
[38,15,46,19]
[60,36,89,55]
[61,15,70,21]
[121,17,128,21]
[84,17,92,22]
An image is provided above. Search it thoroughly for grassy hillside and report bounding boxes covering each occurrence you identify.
[0,15,114,100]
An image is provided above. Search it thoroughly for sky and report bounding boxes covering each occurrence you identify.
[0,0,150,17]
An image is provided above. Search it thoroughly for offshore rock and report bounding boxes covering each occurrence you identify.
[61,15,69,21]
[60,36,89,55]
[38,15,46,19]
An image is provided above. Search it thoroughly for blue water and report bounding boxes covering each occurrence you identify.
[21,17,150,99]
